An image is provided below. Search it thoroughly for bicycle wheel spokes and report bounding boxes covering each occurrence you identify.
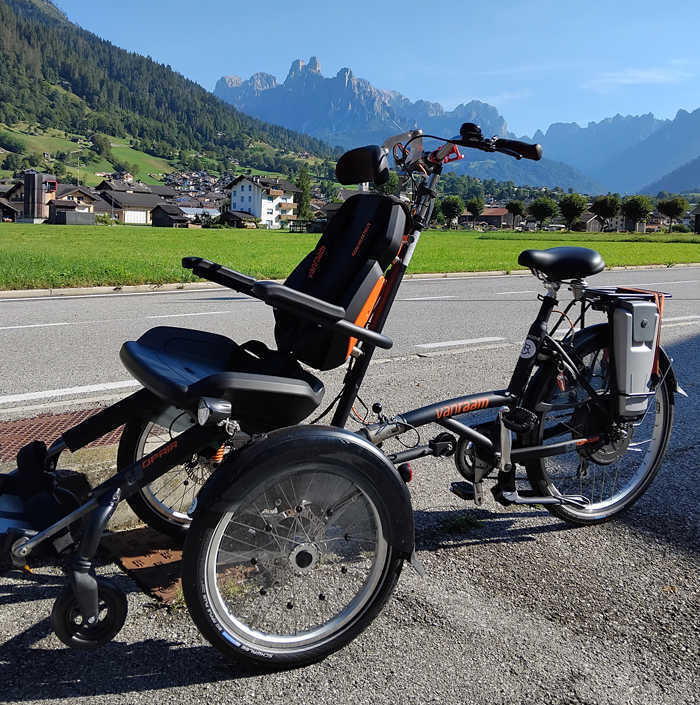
[539,365,665,511]
[205,469,386,648]
[139,422,206,521]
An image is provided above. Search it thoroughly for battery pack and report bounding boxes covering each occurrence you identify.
[612,300,659,417]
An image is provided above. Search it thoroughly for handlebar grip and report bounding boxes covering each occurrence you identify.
[494,139,542,161]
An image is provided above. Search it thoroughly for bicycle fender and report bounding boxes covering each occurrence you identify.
[658,346,687,398]
[193,425,416,558]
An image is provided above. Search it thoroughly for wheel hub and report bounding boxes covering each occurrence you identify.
[289,543,320,574]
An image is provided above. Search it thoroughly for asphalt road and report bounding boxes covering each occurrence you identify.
[0,266,698,704]
[0,266,698,415]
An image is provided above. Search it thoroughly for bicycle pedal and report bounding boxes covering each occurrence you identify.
[450,481,475,501]
[502,407,538,433]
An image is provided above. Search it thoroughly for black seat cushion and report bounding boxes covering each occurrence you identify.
[518,247,605,280]
[120,327,324,432]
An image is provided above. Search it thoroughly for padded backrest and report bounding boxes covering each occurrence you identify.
[275,193,407,370]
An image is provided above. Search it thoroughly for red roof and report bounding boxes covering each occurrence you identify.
[482,207,508,216]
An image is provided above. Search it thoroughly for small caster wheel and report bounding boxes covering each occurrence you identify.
[51,580,127,649]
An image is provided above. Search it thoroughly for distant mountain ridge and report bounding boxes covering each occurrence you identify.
[215,57,602,191]
[215,57,508,149]
[0,1,336,179]
[642,153,700,194]
[533,113,668,175]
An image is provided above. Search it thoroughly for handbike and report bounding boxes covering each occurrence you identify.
[0,123,684,665]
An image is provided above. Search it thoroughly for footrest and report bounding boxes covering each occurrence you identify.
[450,481,475,501]
[502,407,538,433]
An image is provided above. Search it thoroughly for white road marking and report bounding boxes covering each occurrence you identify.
[495,290,537,295]
[0,380,140,405]
[0,287,223,303]
[415,337,504,349]
[400,296,456,301]
[663,315,700,322]
[147,310,232,319]
[648,280,697,285]
[0,321,75,331]
[0,309,237,331]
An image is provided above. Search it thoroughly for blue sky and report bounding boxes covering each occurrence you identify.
[58,0,698,137]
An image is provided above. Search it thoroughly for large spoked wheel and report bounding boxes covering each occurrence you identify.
[182,456,403,667]
[119,411,211,539]
[524,325,674,525]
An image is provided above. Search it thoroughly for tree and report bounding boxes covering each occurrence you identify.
[466,196,485,226]
[657,196,689,232]
[441,195,464,227]
[506,200,524,229]
[295,164,312,220]
[527,197,558,229]
[558,193,587,230]
[374,170,399,196]
[621,195,653,232]
[0,130,26,153]
[2,152,23,171]
[590,194,621,231]
[431,199,445,225]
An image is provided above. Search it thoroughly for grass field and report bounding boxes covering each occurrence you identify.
[0,224,698,290]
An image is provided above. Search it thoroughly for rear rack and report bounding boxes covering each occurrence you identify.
[584,287,672,304]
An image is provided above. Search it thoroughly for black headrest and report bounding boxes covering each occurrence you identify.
[335,145,389,186]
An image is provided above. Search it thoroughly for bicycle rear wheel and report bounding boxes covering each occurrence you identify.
[524,325,674,525]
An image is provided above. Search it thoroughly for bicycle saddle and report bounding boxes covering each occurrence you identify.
[518,247,605,280]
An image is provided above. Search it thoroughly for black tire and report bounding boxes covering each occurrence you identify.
[119,413,209,539]
[182,451,403,667]
[523,324,674,525]
[51,580,127,649]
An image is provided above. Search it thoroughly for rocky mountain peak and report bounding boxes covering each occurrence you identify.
[220,75,243,89]
[286,58,305,81]
[307,56,321,73]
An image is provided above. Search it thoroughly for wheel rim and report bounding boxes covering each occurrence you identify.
[538,346,669,515]
[203,467,388,653]
[137,420,208,526]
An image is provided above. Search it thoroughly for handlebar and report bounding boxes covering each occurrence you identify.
[493,138,542,161]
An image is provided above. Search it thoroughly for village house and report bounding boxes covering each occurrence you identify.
[692,205,700,233]
[150,204,189,228]
[458,207,520,229]
[573,212,602,232]
[100,191,162,224]
[226,175,299,229]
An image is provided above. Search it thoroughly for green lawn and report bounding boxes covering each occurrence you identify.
[0,225,698,290]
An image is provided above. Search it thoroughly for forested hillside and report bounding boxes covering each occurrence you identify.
[0,0,337,173]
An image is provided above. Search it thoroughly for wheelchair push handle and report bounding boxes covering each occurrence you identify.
[182,257,256,295]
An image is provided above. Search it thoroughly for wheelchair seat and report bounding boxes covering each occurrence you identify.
[120,327,324,432]
[518,246,605,281]
[120,192,408,428]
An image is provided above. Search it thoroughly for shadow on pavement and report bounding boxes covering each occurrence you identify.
[0,619,270,701]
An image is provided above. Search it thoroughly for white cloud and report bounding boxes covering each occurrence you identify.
[584,66,694,91]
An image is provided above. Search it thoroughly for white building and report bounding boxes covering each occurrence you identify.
[227,175,299,229]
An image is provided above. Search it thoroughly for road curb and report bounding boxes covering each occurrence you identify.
[2,262,699,298]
